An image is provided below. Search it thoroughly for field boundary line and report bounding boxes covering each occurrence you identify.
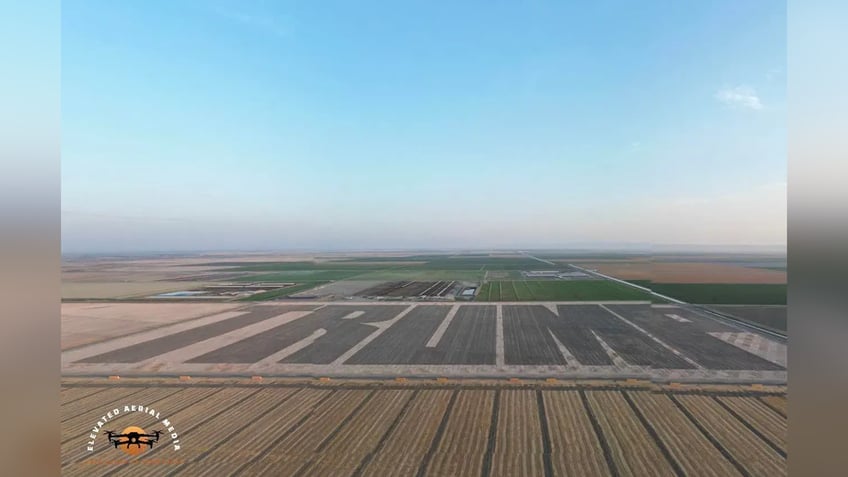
[711,396,786,458]
[352,389,420,477]
[536,391,554,477]
[309,390,377,458]
[622,391,685,477]
[666,394,750,477]
[229,389,338,476]
[579,389,619,477]
[426,305,460,348]
[163,388,307,477]
[99,387,265,477]
[598,305,704,370]
[480,390,501,477]
[415,389,459,477]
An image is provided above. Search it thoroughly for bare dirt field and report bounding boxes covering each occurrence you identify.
[574,262,786,284]
[61,303,242,350]
[62,282,212,299]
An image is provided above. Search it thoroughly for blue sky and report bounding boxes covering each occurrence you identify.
[61,0,786,252]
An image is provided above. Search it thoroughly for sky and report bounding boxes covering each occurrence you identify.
[61,0,786,253]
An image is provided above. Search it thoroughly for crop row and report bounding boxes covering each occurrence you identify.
[62,386,787,477]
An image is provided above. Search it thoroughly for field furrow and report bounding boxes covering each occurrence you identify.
[675,395,786,476]
[758,395,787,417]
[61,387,155,422]
[716,396,787,453]
[585,390,676,477]
[301,389,415,476]
[628,392,741,477]
[490,390,544,477]
[543,391,611,476]
[126,388,298,477]
[61,387,216,465]
[184,388,331,475]
[360,389,453,477]
[235,389,373,475]
[425,390,494,477]
[61,387,110,405]
[64,387,260,477]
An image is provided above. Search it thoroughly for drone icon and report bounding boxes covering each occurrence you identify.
[104,428,162,450]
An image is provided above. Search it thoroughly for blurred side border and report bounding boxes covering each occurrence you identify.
[0,0,61,475]
[789,0,848,475]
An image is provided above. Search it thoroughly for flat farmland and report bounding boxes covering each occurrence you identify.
[477,280,650,301]
[711,305,787,332]
[62,380,787,476]
[233,270,368,282]
[61,302,243,350]
[569,261,787,284]
[63,302,786,381]
[355,269,486,281]
[62,281,212,300]
[647,283,787,305]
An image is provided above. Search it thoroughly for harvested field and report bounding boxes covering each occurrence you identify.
[543,390,611,476]
[627,391,742,477]
[568,261,787,284]
[584,390,676,476]
[358,389,454,476]
[490,390,545,477]
[759,395,787,416]
[674,394,786,476]
[716,396,787,453]
[424,389,494,476]
[61,380,786,476]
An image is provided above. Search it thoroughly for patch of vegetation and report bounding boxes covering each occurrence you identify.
[237,282,327,301]
[475,282,491,300]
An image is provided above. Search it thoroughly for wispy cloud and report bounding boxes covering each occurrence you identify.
[714,85,763,110]
[213,5,290,38]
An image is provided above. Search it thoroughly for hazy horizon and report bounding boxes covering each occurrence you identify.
[61,1,786,253]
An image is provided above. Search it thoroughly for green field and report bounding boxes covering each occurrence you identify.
[647,283,787,305]
[353,269,486,281]
[212,261,395,272]
[475,280,650,301]
[237,282,327,301]
[234,270,370,283]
